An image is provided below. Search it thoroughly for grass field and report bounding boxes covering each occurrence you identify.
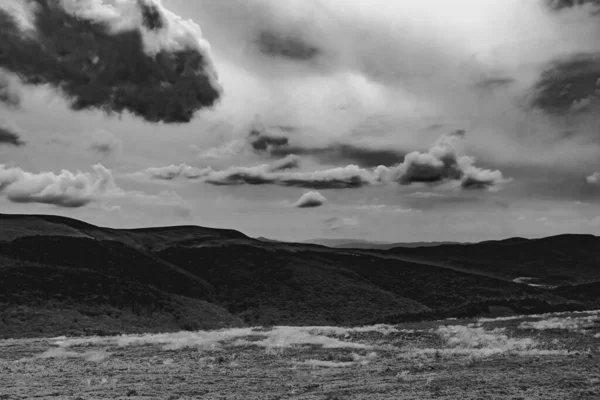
[1,310,599,399]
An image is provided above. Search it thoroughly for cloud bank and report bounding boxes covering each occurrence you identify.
[185,0,600,176]
[0,0,221,123]
[181,132,506,190]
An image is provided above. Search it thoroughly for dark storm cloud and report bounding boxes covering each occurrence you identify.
[0,0,221,124]
[0,121,25,147]
[256,31,321,61]
[530,53,600,114]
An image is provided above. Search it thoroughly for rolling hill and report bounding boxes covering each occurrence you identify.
[387,234,600,286]
[0,213,597,338]
[302,238,461,249]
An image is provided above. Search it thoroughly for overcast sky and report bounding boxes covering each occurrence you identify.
[2,0,600,242]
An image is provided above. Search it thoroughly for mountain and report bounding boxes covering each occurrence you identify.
[0,213,596,338]
[302,238,461,249]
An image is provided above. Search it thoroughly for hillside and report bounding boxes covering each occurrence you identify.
[388,234,600,286]
[0,213,597,338]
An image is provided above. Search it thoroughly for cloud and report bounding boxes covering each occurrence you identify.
[293,191,326,208]
[141,132,508,191]
[586,172,600,184]
[248,125,292,152]
[0,163,191,215]
[0,70,20,108]
[323,216,359,232]
[47,134,72,147]
[143,164,211,180]
[0,120,25,147]
[197,140,245,160]
[380,131,509,190]
[546,0,600,11]
[248,125,406,167]
[269,154,301,172]
[0,163,117,207]
[256,30,321,62]
[88,130,122,159]
[0,0,221,123]
[180,0,600,181]
[204,163,378,189]
[530,54,600,115]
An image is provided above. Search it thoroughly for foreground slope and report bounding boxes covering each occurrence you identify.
[0,213,596,337]
[1,310,599,399]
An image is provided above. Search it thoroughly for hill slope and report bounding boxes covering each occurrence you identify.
[388,234,600,286]
[0,213,596,337]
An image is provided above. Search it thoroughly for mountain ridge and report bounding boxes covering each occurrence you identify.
[0,213,598,338]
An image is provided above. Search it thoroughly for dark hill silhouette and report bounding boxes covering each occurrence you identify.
[0,213,597,337]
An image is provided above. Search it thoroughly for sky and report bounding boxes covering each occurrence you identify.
[2,0,600,242]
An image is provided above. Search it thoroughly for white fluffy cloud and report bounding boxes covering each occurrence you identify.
[0,163,190,215]
[379,131,509,189]
[143,164,212,180]
[293,191,327,208]
[0,163,117,207]
[586,172,600,184]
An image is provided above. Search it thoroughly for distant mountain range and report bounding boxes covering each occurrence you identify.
[1,213,599,338]
[300,238,463,250]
